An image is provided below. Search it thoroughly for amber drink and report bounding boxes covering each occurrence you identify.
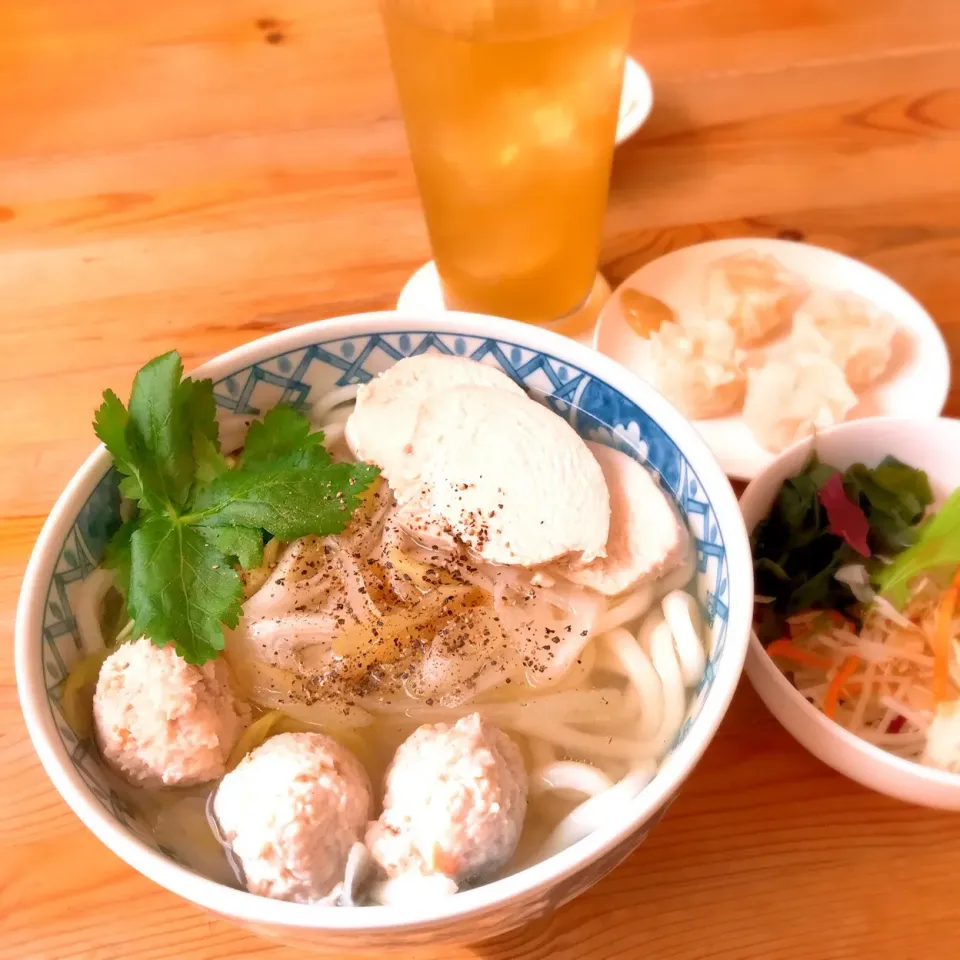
[381,0,634,325]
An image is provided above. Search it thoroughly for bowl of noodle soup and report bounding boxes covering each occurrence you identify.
[16,312,752,951]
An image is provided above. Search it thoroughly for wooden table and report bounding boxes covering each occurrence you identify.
[3,1,960,957]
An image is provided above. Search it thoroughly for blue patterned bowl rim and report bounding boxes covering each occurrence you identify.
[16,311,753,932]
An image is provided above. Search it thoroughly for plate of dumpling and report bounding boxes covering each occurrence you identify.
[594,238,950,479]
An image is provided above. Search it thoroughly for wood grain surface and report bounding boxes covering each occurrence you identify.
[3,1,960,957]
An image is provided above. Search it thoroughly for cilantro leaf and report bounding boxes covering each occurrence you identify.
[95,355,379,664]
[104,517,136,595]
[94,390,151,508]
[193,432,229,487]
[127,352,196,510]
[876,488,960,606]
[194,459,379,541]
[181,378,229,489]
[128,514,243,663]
[118,475,145,502]
[182,377,220,448]
[242,405,329,470]
[200,525,264,569]
[94,390,137,478]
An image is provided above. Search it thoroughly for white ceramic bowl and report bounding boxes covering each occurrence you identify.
[594,238,951,480]
[16,312,753,952]
[742,417,960,810]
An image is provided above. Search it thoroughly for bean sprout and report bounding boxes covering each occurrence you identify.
[849,661,876,730]
[878,695,932,731]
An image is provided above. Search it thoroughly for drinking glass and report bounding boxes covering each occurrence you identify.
[380,0,634,327]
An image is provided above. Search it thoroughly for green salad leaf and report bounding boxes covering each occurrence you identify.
[94,351,378,664]
[876,487,960,606]
[845,458,932,554]
[751,454,933,642]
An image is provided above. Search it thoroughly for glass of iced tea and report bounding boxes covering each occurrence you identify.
[380,0,634,327]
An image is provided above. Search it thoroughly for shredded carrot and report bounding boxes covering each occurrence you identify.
[826,610,855,631]
[932,568,960,702]
[788,610,853,641]
[823,656,861,719]
[766,639,835,671]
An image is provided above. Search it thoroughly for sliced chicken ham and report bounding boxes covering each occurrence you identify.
[562,443,689,596]
[395,386,610,567]
[345,355,524,484]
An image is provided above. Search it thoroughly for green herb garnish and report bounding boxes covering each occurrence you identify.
[752,454,932,642]
[94,351,378,664]
[876,487,960,607]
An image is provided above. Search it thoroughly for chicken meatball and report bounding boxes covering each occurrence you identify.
[213,732,373,902]
[93,636,249,787]
[367,714,527,885]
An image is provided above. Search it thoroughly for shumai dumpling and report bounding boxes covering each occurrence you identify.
[743,352,857,452]
[648,319,746,419]
[704,251,808,345]
[789,290,897,389]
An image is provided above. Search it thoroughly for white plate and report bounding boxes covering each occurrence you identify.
[617,57,653,145]
[593,238,951,480]
[396,262,603,346]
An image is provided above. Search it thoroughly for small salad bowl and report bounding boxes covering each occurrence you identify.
[741,417,960,810]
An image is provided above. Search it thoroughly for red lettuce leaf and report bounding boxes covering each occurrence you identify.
[819,473,871,557]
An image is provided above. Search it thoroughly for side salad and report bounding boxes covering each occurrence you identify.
[752,454,960,771]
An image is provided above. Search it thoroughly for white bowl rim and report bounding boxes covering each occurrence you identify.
[741,416,960,795]
[16,310,754,931]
